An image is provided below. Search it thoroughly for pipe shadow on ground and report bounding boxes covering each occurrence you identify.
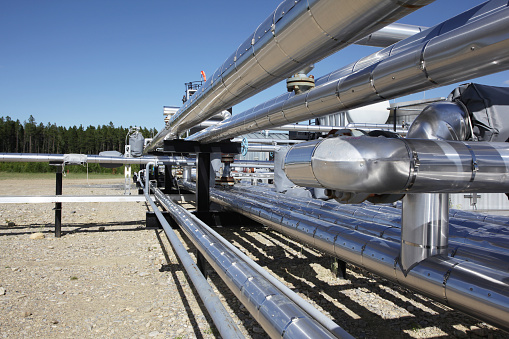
[214,225,503,338]
[0,220,147,237]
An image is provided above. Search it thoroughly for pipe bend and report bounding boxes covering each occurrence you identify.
[407,101,470,140]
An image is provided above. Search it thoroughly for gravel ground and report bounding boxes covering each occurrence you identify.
[0,176,507,338]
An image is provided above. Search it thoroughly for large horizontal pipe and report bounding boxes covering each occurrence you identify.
[144,0,433,153]
[151,184,350,338]
[268,123,407,134]
[284,135,509,194]
[231,138,303,144]
[180,182,509,331]
[189,0,509,143]
[141,179,244,339]
[354,23,427,47]
[222,186,509,272]
[0,153,194,166]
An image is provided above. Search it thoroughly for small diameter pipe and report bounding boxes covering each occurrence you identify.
[184,206,352,339]
[152,185,349,339]
[143,163,244,339]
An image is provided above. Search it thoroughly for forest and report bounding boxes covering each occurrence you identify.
[0,115,158,173]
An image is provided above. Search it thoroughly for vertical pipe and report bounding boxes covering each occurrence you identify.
[197,153,211,212]
[400,193,449,272]
[400,102,468,272]
[55,165,63,238]
[183,166,191,182]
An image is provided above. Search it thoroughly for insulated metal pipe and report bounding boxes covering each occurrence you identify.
[226,185,509,272]
[354,23,427,47]
[283,136,509,194]
[220,185,509,265]
[399,100,465,273]
[189,0,509,143]
[144,0,433,152]
[151,185,350,339]
[141,177,245,339]
[185,182,509,331]
[267,123,407,134]
[223,186,509,272]
[0,153,195,166]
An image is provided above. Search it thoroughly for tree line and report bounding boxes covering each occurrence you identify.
[0,115,158,173]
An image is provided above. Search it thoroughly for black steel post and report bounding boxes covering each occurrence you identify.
[196,250,208,278]
[164,165,173,193]
[196,152,210,212]
[55,165,63,238]
[153,164,159,187]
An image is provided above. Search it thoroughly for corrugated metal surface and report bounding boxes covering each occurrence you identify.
[450,193,509,213]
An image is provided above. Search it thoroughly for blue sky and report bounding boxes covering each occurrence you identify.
[1,0,505,129]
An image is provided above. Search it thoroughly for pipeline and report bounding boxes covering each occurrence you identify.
[0,152,194,166]
[139,176,245,339]
[283,135,509,194]
[180,181,509,331]
[188,0,509,143]
[221,186,509,272]
[354,23,427,48]
[144,0,433,152]
[150,184,352,339]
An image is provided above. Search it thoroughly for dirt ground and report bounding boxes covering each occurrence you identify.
[0,175,507,338]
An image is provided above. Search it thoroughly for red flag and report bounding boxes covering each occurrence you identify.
[200,71,206,82]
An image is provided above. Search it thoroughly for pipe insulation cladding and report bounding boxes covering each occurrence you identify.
[180,181,509,332]
[284,135,509,194]
[144,0,434,153]
[189,0,509,144]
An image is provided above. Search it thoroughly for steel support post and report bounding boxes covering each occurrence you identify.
[153,164,159,187]
[196,250,208,278]
[164,165,172,193]
[196,153,210,212]
[55,165,63,238]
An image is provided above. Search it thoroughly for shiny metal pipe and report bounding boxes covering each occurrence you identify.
[234,163,274,169]
[401,193,449,272]
[224,185,509,273]
[151,185,350,339]
[227,186,509,271]
[245,145,278,153]
[0,152,195,166]
[178,193,351,338]
[231,138,304,144]
[354,23,427,47]
[284,136,509,194]
[400,100,461,273]
[0,153,65,163]
[185,183,509,331]
[269,123,407,134]
[189,0,509,143]
[144,0,433,152]
[141,180,245,339]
